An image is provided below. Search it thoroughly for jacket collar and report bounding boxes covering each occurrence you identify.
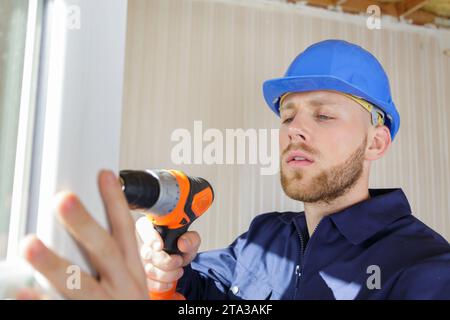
[278,188,412,245]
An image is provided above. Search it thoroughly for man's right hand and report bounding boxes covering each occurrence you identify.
[136,217,201,294]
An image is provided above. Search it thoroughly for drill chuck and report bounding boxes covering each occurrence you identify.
[119,170,181,216]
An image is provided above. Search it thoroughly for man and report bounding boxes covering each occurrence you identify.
[140,39,450,300]
[21,40,450,299]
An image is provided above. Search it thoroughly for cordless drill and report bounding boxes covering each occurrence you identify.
[119,169,214,300]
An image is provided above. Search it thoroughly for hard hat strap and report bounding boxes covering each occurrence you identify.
[340,93,385,126]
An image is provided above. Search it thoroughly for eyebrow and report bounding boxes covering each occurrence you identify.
[279,99,337,112]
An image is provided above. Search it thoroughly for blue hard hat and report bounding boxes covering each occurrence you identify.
[263,39,400,140]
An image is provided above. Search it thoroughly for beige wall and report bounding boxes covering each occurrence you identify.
[120,0,450,250]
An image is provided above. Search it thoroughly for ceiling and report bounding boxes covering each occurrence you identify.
[286,0,450,29]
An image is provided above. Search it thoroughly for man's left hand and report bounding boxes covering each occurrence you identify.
[19,170,148,299]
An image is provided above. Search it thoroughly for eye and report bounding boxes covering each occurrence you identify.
[282,117,293,124]
[316,114,333,121]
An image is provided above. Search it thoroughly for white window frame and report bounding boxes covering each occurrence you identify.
[4,0,129,297]
[6,0,44,261]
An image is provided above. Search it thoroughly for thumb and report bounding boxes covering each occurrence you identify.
[177,231,201,266]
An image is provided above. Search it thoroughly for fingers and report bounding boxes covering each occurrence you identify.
[140,240,184,293]
[16,288,42,300]
[136,216,162,247]
[141,248,183,271]
[15,288,50,300]
[53,190,130,285]
[137,217,201,267]
[147,279,177,293]
[139,232,200,293]
[177,231,201,266]
[136,211,201,294]
[20,169,150,300]
[143,252,184,293]
[97,170,146,289]
[21,235,107,299]
[144,261,184,283]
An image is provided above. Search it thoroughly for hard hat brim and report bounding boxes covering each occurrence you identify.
[262,75,400,140]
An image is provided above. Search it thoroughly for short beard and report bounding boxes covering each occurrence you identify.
[280,135,367,204]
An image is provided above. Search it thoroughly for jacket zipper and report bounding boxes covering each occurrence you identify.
[294,218,325,297]
[294,225,305,295]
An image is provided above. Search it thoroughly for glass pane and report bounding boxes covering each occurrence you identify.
[0,0,29,259]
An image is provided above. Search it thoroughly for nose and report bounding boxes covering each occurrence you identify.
[287,113,311,143]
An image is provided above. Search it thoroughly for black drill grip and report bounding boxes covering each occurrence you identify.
[153,224,190,255]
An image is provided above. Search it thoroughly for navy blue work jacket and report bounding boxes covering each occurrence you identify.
[178,189,450,299]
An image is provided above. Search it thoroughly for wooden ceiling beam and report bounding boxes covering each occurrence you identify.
[338,0,376,14]
[305,0,338,8]
[287,0,448,29]
[401,8,437,24]
[287,0,401,19]
[337,0,399,17]
[397,0,431,18]
[379,2,399,17]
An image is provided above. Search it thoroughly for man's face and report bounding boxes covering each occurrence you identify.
[279,90,371,204]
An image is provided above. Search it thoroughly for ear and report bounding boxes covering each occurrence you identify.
[366,125,391,161]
